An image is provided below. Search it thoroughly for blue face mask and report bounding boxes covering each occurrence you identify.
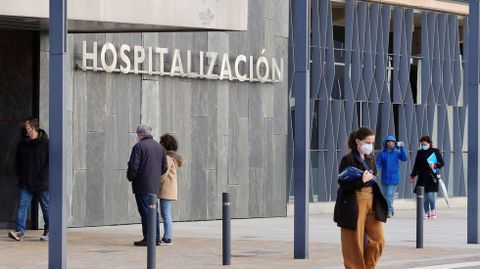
[421,145,429,151]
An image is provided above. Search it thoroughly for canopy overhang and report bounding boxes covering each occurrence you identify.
[0,0,248,32]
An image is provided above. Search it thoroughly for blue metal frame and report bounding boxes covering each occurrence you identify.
[292,0,310,259]
[468,0,480,244]
[49,0,68,267]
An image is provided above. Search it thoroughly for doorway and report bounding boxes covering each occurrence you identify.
[0,30,40,229]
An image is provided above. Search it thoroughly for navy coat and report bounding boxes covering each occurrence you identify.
[127,136,168,195]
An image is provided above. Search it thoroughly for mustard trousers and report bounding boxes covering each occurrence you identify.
[341,187,385,269]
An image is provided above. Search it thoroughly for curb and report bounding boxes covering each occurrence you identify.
[287,197,467,217]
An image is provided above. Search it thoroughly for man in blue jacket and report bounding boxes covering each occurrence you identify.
[127,124,168,246]
[376,135,407,218]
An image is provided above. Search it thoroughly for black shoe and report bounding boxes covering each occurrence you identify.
[134,239,161,246]
[133,239,147,246]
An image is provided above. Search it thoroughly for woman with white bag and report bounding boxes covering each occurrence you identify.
[410,136,445,219]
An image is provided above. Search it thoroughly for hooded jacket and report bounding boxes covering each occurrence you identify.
[375,136,408,186]
[15,129,49,192]
[158,151,184,200]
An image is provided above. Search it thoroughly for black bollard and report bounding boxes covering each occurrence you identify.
[416,186,424,249]
[147,194,157,269]
[222,192,231,265]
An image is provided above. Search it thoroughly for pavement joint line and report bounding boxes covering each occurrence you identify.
[405,261,480,269]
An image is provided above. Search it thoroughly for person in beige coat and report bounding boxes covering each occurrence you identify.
[158,134,183,246]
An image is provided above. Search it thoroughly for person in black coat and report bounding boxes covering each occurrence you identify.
[410,136,444,219]
[8,118,50,242]
[127,124,168,246]
[334,127,387,269]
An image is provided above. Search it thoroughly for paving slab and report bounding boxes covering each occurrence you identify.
[1,207,479,269]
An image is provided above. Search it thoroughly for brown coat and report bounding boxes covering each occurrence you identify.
[158,152,182,200]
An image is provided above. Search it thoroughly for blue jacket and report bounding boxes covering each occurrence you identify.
[375,136,408,185]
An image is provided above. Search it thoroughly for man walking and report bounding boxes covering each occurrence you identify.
[127,124,168,246]
[8,118,50,241]
[376,135,408,218]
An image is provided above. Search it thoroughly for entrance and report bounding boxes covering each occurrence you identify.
[0,30,40,229]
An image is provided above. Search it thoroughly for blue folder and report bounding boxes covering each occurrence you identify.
[427,153,439,173]
[338,166,376,184]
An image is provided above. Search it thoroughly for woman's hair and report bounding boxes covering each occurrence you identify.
[25,117,40,131]
[160,133,179,151]
[347,127,375,150]
[419,136,433,147]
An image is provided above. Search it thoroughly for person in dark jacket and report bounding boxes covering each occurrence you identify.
[410,136,444,219]
[376,135,408,218]
[8,118,50,242]
[334,127,387,269]
[127,124,168,246]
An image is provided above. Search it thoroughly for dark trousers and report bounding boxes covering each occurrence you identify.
[135,194,160,242]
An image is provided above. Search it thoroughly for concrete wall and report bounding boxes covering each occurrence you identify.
[39,0,289,227]
[0,31,35,227]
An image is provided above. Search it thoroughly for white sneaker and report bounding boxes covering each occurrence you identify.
[8,231,24,241]
[160,238,172,246]
[40,232,49,241]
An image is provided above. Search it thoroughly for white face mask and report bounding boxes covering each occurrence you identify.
[360,143,374,155]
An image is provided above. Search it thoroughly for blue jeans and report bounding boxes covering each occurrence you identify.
[381,184,397,215]
[16,186,49,234]
[160,199,173,240]
[424,192,436,213]
[135,194,160,242]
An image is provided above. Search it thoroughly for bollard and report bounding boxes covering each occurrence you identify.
[147,194,157,269]
[416,186,424,249]
[222,192,231,265]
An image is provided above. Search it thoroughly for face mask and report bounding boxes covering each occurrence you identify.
[360,143,374,155]
[421,145,429,150]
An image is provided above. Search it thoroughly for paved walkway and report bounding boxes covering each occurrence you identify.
[1,206,480,268]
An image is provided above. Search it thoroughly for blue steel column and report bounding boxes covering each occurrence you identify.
[49,0,68,267]
[292,0,310,259]
[468,0,480,244]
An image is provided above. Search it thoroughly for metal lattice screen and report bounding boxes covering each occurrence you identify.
[287,0,467,202]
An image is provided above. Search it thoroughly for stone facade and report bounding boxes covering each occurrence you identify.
[36,0,289,227]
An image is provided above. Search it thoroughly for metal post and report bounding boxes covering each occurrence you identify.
[292,0,310,259]
[147,194,157,269]
[222,192,231,265]
[48,0,68,268]
[416,186,424,249]
[468,0,480,244]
